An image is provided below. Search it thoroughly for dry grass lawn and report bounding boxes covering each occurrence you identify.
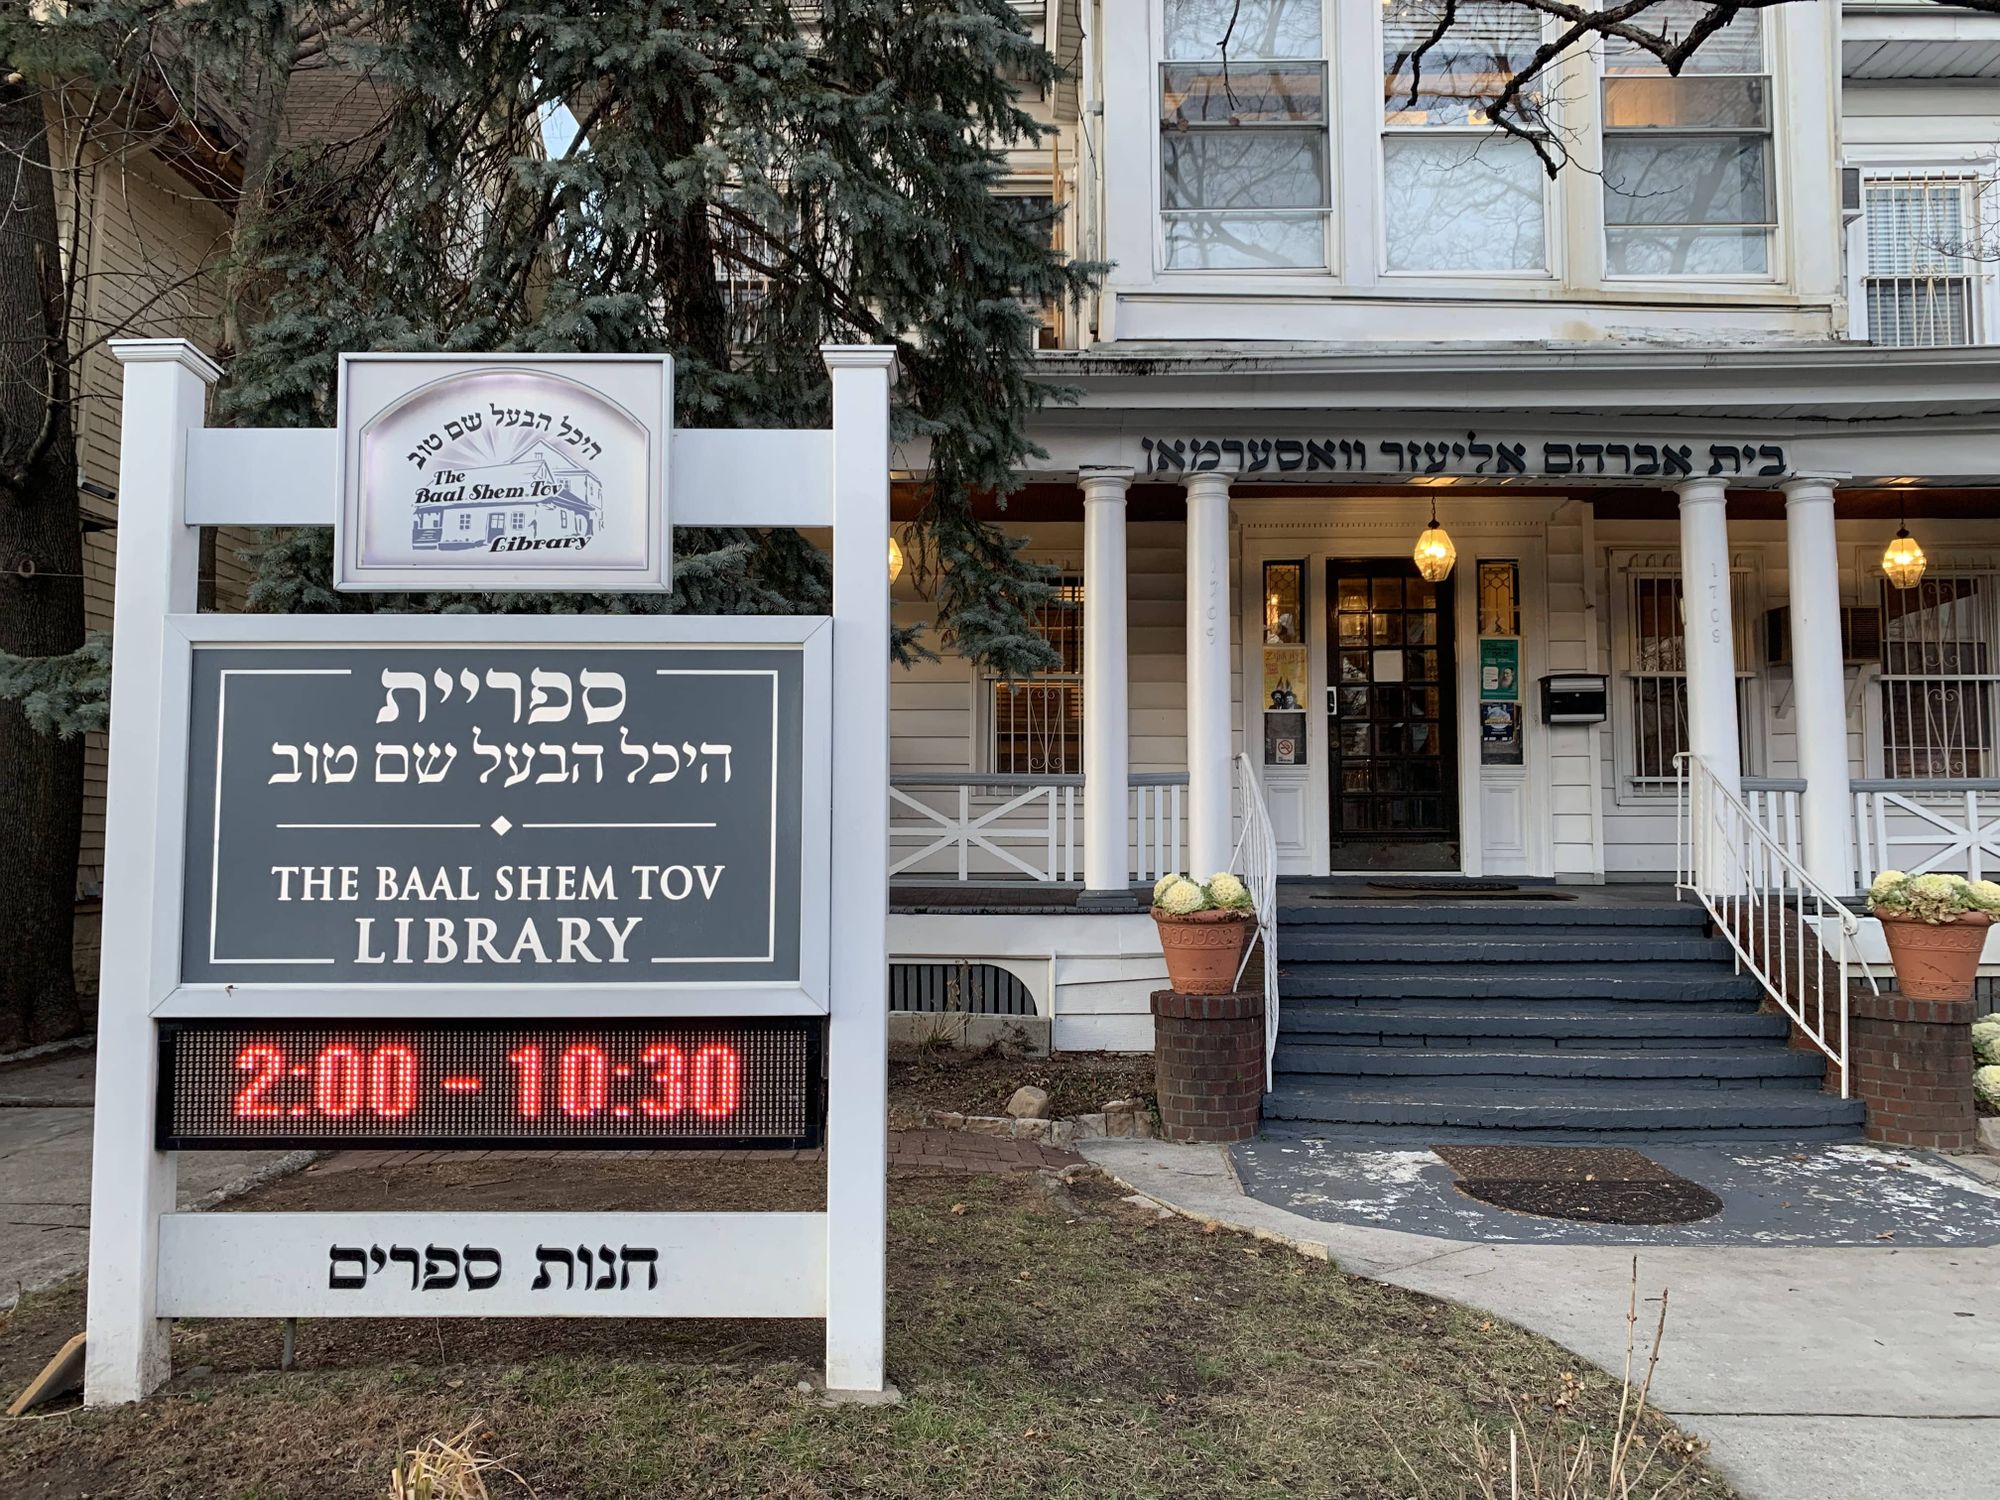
[0,1156,1731,1499]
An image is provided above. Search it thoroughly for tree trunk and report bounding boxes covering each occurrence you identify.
[0,80,87,1048]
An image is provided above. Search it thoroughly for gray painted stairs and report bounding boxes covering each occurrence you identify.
[1265,895,1865,1142]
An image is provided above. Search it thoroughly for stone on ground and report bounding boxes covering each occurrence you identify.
[1005,1085,1051,1119]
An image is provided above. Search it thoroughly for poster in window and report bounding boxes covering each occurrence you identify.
[1480,638,1520,701]
[1480,702,1523,766]
[1263,645,1307,710]
[1264,711,1306,767]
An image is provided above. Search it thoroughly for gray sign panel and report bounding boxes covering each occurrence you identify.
[180,646,804,986]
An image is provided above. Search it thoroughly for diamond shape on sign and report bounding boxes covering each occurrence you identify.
[491,816,513,836]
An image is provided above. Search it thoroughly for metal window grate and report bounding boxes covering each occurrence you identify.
[888,962,1038,1016]
[1864,176,1979,348]
[990,576,1084,775]
[1879,574,1998,779]
[1625,569,1758,786]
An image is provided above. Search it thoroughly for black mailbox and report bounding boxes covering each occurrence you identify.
[1540,673,1609,725]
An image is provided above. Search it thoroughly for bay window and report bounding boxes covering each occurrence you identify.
[1601,4,1774,277]
[1160,0,1328,270]
[1381,0,1547,274]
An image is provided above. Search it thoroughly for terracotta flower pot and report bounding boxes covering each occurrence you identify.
[1152,907,1254,995]
[1879,911,1992,1001]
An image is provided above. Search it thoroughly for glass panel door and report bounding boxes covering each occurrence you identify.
[1326,558,1459,868]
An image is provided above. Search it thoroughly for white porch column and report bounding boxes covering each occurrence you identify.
[1675,477,1742,797]
[1080,466,1134,906]
[1185,470,1234,877]
[1782,476,1855,893]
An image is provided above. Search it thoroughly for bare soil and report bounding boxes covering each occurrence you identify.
[888,1046,1154,1128]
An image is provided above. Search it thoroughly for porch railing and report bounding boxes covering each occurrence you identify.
[1230,753,1280,1089]
[1677,754,1875,1095]
[1739,778,1804,870]
[888,773,1187,884]
[1852,779,2000,887]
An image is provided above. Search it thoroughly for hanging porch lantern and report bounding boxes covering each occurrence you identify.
[888,532,905,584]
[1881,500,1926,591]
[1413,502,1456,583]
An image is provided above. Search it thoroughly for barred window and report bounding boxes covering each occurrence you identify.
[989,576,1084,775]
[1865,175,1979,348]
[1622,568,1759,790]
[1879,575,1998,779]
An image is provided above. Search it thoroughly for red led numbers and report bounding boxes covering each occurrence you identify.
[168,1022,816,1150]
[232,1044,286,1118]
[501,1042,744,1122]
[234,1041,425,1121]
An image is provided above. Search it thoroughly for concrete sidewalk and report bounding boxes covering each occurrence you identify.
[1081,1136,2000,1500]
[1,1049,304,1310]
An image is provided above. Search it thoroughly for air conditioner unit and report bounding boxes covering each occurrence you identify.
[1841,165,1864,226]
[1765,605,1882,667]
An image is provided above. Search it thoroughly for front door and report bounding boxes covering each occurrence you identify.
[1326,559,1459,870]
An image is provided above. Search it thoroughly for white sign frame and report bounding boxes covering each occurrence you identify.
[86,339,895,1404]
[149,613,831,1021]
[334,353,673,593]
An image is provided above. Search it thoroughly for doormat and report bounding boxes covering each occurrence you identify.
[1430,1144,1725,1225]
[1367,879,1520,893]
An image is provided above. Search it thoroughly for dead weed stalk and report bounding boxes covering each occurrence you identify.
[1386,1257,1712,1500]
[387,1419,532,1500]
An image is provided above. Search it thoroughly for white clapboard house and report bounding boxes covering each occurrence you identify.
[410,440,604,551]
[883,0,2000,1139]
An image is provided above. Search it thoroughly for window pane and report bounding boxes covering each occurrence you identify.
[1384,135,1545,271]
[1164,0,1320,60]
[1163,211,1325,269]
[1607,225,1769,276]
[1383,0,1544,126]
[1602,3,1762,74]
[1163,129,1326,211]
[1604,136,1771,226]
[1163,63,1325,124]
[1602,76,1768,130]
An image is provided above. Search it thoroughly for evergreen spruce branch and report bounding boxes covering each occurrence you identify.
[0,632,111,740]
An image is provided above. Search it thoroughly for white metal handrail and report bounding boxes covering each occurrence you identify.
[1852,778,2000,887]
[1676,753,1876,1095]
[1230,752,1280,1089]
[888,773,1186,883]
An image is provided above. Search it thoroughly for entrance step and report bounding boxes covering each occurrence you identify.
[1272,1044,1827,1085]
[1274,900,1710,928]
[1278,961,1763,1003]
[1263,1079,1865,1135]
[1278,928,1735,964]
[1276,1003,1792,1044]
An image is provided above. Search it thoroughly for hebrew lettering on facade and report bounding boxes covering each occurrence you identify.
[1137,434,1787,479]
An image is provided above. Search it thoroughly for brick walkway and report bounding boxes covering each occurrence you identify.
[314,1129,1079,1176]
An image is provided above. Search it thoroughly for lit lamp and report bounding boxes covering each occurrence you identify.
[1881,502,1926,591]
[1413,502,1456,583]
[888,533,905,584]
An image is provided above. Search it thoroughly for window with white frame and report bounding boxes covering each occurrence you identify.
[1865,175,1980,348]
[1159,0,1328,270]
[1878,574,1998,779]
[1601,5,1773,277]
[1381,0,1548,273]
[1620,567,1760,791]
[989,576,1085,775]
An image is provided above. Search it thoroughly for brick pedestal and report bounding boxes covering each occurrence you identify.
[1151,988,1264,1143]
[1847,990,1977,1150]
